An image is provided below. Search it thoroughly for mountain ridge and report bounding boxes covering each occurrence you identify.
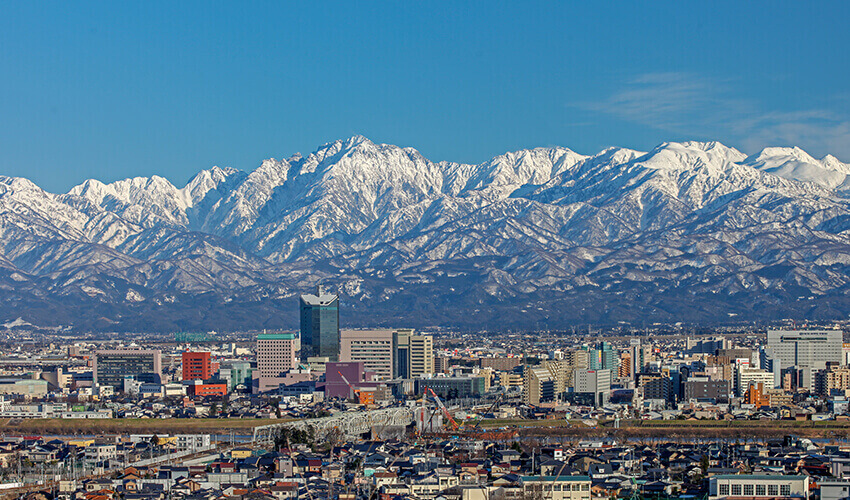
[1,136,850,332]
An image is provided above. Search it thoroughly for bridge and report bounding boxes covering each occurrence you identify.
[252,407,415,444]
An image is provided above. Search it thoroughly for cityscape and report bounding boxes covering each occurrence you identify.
[3,2,849,500]
[0,288,849,499]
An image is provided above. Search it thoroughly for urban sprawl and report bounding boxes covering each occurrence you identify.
[3,289,850,499]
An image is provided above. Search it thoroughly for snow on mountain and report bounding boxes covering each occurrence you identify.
[746,147,850,191]
[1,136,850,331]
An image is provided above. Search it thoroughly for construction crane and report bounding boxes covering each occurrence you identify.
[337,371,374,405]
[468,392,505,430]
[424,387,460,430]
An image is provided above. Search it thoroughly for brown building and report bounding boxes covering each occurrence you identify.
[745,382,770,407]
[480,356,522,372]
[815,365,850,396]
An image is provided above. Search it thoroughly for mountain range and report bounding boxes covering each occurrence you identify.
[2,135,850,332]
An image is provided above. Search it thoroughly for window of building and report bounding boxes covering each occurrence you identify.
[780,484,791,496]
[732,484,742,496]
[756,484,766,496]
[719,484,729,496]
[744,484,754,496]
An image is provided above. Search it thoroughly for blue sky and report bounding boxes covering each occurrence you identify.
[1,1,848,193]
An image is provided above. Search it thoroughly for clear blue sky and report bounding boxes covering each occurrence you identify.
[2,1,848,193]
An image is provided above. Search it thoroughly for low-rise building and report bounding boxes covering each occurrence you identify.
[709,474,808,500]
[520,475,591,500]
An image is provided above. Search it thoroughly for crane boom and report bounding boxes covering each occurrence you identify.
[425,387,460,430]
[337,371,374,405]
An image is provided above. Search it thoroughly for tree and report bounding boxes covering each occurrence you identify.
[274,425,317,450]
[700,454,710,475]
[269,398,281,419]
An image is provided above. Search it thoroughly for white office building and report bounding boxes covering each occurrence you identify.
[766,329,843,390]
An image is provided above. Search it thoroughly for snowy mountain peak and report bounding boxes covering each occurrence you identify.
[752,146,818,164]
[0,176,48,196]
[747,146,850,189]
[590,146,646,165]
[636,141,747,174]
[4,136,850,331]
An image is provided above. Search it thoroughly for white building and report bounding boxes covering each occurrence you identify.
[735,366,775,397]
[766,329,843,390]
[574,369,612,406]
[521,476,591,500]
[709,474,808,500]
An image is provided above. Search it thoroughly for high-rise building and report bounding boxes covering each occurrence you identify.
[480,356,522,371]
[394,329,433,378]
[257,333,298,377]
[629,339,653,380]
[573,369,612,407]
[523,366,556,405]
[564,349,589,371]
[587,342,618,371]
[744,382,770,407]
[434,355,452,374]
[815,364,850,396]
[300,286,340,361]
[619,351,632,378]
[94,349,162,389]
[683,378,730,403]
[339,329,395,380]
[766,329,843,390]
[182,351,213,381]
[255,333,298,393]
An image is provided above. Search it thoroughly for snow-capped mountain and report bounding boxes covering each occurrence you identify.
[2,136,850,331]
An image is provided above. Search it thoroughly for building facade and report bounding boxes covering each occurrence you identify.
[683,378,730,403]
[255,333,298,393]
[709,474,808,500]
[520,476,591,500]
[524,366,556,405]
[416,376,485,400]
[339,329,395,380]
[766,329,843,390]
[573,369,612,406]
[299,286,340,361]
[394,330,433,379]
[94,349,162,389]
[182,351,213,381]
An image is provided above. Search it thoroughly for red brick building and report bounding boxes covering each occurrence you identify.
[182,351,213,381]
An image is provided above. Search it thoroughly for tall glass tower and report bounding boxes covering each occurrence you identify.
[299,285,340,361]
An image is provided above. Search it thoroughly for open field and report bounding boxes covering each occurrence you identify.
[6,416,850,442]
[0,418,292,436]
[478,418,850,441]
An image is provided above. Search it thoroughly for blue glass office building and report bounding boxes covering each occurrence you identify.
[299,286,340,361]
